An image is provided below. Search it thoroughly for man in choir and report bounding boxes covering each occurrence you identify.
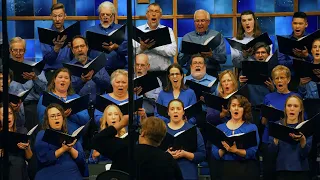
[86,1,128,72]
[184,54,217,91]
[41,3,72,82]
[9,37,47,130]
[278,11,313,69]
[92,116,183,179]
[133,3,177,71]
[135,53,162,116]
[178,9,226,77]
[70,35,110,104]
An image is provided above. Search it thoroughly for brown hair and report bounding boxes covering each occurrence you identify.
[0,103,17,132]
[228,95,252,123]
[236,10,261,40]
[282,95,304,126]
[51,3,65,13]
[140,116,167,147]
[164,63,187,92]
[217,70,238,97]
[100,104,126,137]
[47,67,75,95]
[42,103,68,133]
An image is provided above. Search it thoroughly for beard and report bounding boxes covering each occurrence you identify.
[191,71,206,80]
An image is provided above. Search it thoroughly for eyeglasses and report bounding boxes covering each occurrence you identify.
[52,14,65,19]
[100,13,113,17]
[73,44,86,50]
[49,113,62,119]
[11,49,25,54]
[169,73,181,77]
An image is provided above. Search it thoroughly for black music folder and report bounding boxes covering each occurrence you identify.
[86,24,126,53]
[293,59,320,83]
[156,101,203,119]
[241,51,278,85]
[185,79,217,99]
[38,21,80,47]
[204,123,257,149]
[277,30,320,57]
[42,92,89,114]
[260,104,284,121]
[0,87,33,104]
[159,126,197,152]
[226,32,273,51]
[202,84,249,111]
[95,95,143,115]
[303,98,320,118]
[269,114,319,144]
[9,59,45,84]
[0,125,38,153]
[133,26,172,49]
[63,53,106,77]
[42,123,89,147]
[181,33,222,54]
[134,73,161,95]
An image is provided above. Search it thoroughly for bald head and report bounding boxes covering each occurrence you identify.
[135,54,150,76]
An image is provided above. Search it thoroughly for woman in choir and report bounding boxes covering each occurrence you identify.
[206,70,238,126]
[298,38,320,99]
[211,95,260,180]
[261,65,299,180]
[166,99,206,180]
[94,69,147,125]
[0,103,32,180]
[231,10,263,69]
[34,103,85,180]
[37,67,90,134]
[268,95,311,180]
[155,63,197,124]
[89,104,127,164]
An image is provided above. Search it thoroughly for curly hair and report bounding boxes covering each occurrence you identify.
[100,104,126,137]
[42,103,68,133]
[228,95,252,123]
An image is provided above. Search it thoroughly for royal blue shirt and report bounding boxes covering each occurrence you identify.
[167,123,206,180]
[155,88,197,124]
[86,23,128,70]
[40,25,72,71]
[211,122,260,161]
[34,130,85,180]
[70,57,111,104]
[268,121,312,172]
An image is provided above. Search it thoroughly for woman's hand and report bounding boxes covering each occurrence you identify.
[17,141,30,150]
[222,141,238,153]
[61,139,77,152]
[92,149,100,160]
[289,132,306,148]
[64,108,72,117]
[273,138,279,145]
[220,106,229,118]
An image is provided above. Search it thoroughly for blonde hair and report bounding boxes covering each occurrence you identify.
[217,70,238,97]
[271,65,291,80]
[110,69,128,85]
[100,105,126,137]
[9,37,26,51]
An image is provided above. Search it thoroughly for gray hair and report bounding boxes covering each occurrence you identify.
[146,3,162,14]
[9,37,26,50]
[98,1,116,15]
[194,9,210,20]
[110,69,128,85]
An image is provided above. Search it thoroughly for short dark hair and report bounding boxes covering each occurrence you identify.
[253,42,270,55]
[190,54,206,65]
[51,3,65,13]
[293,12,307,21]
[71,35,88,48]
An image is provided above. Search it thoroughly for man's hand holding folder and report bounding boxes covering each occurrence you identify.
[139,38,156,51]
[53,35,67,52]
